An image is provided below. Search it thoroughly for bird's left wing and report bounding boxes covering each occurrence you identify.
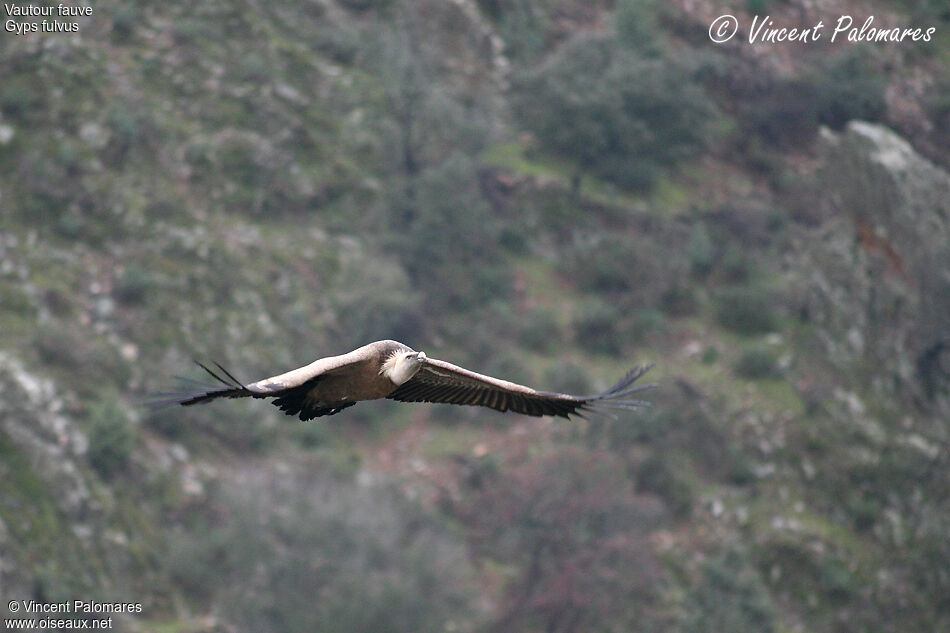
[148,349,368,410]
[387,357,655,419]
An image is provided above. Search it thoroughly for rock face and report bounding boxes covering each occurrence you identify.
[0,353,93,519]
[801,122,950,410]
[0,353,92,597]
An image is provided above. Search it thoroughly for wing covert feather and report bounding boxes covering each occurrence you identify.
[246,340,408,393]
[246,352,363,392]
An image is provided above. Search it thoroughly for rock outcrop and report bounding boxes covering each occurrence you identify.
[0,353,92,597]
[800,122,950,412]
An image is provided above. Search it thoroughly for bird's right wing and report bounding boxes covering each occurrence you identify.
[388,357,655,419]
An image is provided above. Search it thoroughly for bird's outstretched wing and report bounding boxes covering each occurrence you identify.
[387,358,655,419]
[147,361,355,420]
[146,361,267,409]
[147,342,401,419]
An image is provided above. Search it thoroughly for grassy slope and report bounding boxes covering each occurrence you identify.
[1,0,947,631]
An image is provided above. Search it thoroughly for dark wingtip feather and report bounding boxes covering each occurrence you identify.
[212,361,246,389]
[598,363,656,398]
[146,361,252,410]
[578,363,656,417]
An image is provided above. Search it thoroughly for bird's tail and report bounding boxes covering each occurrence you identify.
[146,361,255,409]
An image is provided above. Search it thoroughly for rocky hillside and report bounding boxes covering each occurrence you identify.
[1,0,949,631]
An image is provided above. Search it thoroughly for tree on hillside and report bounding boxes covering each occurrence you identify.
[514,32,710,196]
[449,447,667,633]
[365,1,490,224]
[361,3,509,321]
[393,153,511,314]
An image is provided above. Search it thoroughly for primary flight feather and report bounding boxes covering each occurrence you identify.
[152,340,654,421]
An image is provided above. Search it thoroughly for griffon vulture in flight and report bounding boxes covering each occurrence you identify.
[154,340,654,421]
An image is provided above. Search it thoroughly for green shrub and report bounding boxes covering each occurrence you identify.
[514,33,709,193]
[313,20,360,64]
[111,4,138,40]
[0,79,41,122]
[86,398,135,478]
[34,322,85,369]
[389,154,510,313]
[660,283,699,317]
[615,0,661,56]
[726,450,757,485]
[327,253,420,350]
[926,72,950,123]
[714,286,777,335]
[720,246,752,283]
[733,346,780,380]
[106,106,142,149]
[114,265,156,305]
[493,3,548,62]
[0,281,33,317]
[563,237,638,294]
[561,234,668,310]
[632,307,665,342]
[144,405,186,439]
[742,76,818,148]
[167,467,481,632]
[217,135,265,193]
[543,362,592,395]
[687,224,715,276]
[681,551,778,633]
[237,52,269,82]
[811,47,885,129]
[519,306,561,353]
[636,455,694,519]
[911,0,950,22]
[172,18,207,46]
[183,141,213,181]
[572,300,623,356]
[32,322,130,395]
[452,448,665,632]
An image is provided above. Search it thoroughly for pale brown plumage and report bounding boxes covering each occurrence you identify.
[152,340,654,421]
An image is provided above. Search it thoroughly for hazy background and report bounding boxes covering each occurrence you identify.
[2,0,949,631]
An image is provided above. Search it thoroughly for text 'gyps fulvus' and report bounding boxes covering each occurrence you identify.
[154,340,654,420]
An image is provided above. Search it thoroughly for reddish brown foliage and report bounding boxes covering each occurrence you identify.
[448,446,667,633]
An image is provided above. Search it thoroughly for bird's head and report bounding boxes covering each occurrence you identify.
[381,349,427,385]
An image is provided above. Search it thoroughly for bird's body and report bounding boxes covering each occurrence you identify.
[154,340,654,421]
